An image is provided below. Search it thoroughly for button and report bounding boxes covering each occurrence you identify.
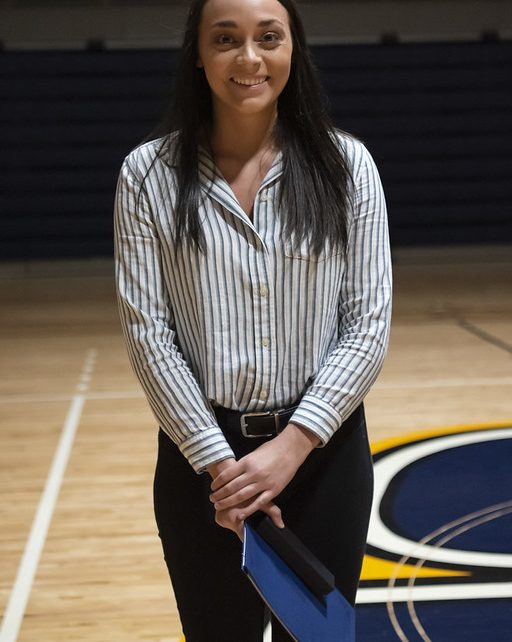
[259,286,268,297]
[261,390,269,400]
[260,192,268,202]
[261,338,270,348]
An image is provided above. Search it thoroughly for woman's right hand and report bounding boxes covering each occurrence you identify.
[215,498,284,542]
[207,458,284,541]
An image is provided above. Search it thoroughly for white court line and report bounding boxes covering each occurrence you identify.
[0,390,144,404]
[0,349,97,642]
[374,376,512,390]
[0,376,511,405]
[356,581,512,604]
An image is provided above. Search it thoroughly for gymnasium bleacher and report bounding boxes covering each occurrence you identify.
[1,38,511,259]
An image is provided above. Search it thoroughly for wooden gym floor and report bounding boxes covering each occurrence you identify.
[0,245,510,641]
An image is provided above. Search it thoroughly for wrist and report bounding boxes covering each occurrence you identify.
[206,457,236,479]
[277,422,321,461]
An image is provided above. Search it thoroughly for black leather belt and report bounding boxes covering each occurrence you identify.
[213,404,298,438]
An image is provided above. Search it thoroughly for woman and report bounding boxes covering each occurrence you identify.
[114,0,392,639]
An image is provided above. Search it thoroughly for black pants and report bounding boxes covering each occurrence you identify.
[153,403,373,642]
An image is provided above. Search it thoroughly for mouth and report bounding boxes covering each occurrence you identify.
[230,76,270,88]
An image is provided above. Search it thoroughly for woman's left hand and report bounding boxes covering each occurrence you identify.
[209,423,320,521]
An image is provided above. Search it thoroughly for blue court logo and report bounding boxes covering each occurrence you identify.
[356,423,512,641]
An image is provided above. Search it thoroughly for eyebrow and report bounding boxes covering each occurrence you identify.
[210,19,285,29]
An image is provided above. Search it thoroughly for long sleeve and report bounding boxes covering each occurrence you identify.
[290,142,393,443]
[114,155,235,473]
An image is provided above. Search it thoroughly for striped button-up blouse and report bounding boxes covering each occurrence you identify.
[114,130,392,473]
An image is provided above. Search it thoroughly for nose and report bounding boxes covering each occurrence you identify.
[236,42,262,67]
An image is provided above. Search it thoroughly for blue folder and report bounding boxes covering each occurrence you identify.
[242,515,355,641]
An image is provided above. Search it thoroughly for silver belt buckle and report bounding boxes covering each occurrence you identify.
[240,411,278,438]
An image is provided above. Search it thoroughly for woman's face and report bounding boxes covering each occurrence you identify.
[197,0,293,119]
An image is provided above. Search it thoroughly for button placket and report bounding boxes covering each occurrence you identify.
[251,245,274,405]
[261,189,280,406]
[251,179,279,407]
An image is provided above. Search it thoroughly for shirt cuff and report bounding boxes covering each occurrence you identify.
[178,426,236,474]
[290,396,344,446]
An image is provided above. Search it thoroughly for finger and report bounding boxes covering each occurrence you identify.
[210,462,245,492]
[237,491,276,522]
[263,503,285,529]
[210,475,251,503]
[213,483,260,511]
[215,510,242,532]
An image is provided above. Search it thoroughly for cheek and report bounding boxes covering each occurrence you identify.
[201,57,225,88]
[274,55,292,87]
[275,46,293,78]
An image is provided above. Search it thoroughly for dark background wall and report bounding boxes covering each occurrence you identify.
[1,1,511,260]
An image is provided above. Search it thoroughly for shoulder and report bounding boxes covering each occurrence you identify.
[121,132,179,181]
[332,129,377,178]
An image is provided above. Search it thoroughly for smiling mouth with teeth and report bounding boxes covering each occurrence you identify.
[231,76,270,87]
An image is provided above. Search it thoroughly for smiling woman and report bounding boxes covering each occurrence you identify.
[114,0,392,640]
[197,2,293,117]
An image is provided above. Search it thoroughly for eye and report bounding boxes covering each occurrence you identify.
[215,34,236,46]
[261,32,282,46]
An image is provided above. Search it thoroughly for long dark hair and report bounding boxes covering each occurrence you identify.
[142,0,354,255]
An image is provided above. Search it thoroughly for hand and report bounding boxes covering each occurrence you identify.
[214,502,245,541]
[209,423,320,524]
[207,458,242,538]
[215,498,284,542]
[206,458,283,541]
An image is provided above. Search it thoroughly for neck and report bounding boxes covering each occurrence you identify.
[209,104,278,162]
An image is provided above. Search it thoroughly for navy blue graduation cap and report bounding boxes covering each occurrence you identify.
[242,514,355,642]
